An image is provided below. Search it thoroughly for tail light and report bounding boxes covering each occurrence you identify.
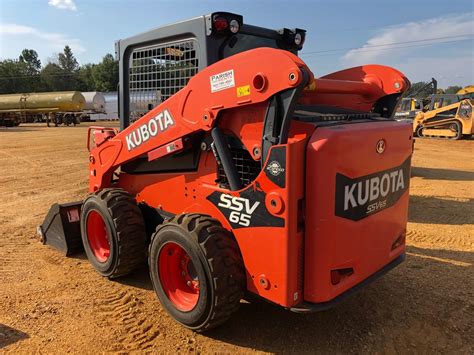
[209,13,243,35]
[213,16,229,32]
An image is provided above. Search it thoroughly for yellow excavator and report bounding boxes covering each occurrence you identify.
[413,86,474,139]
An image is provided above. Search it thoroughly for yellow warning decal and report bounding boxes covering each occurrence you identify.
[237,85,251,97]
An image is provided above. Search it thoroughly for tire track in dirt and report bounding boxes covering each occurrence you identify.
[0,239,29,283]
[406,230,474,249]
[42,251,68,266]
[95,288,161,351]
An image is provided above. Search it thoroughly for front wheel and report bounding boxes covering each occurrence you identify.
[149,213,245,331]
[80,188,147,278]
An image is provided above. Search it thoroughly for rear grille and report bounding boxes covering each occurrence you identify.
[217,148,261,188]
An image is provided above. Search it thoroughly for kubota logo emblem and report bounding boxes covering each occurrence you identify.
[334,157,411,221]
[266,161,285,176]
[376,139,386,154]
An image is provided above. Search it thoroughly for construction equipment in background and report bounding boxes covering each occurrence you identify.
[39,12,412,331]
[395,78,437,120]
[456,85,474,96]
[0,91,85,127]
[413,98,473,139]
[420,85,474,113]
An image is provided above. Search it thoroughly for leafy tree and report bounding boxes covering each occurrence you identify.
[0,59,28,94]
[58,45,79,72]
[445,86,462,94]
[92,54,119,91]
[40,62,66,91]
[19,49,41,75]
[77,63,96,91]
[54,45,79,90]
[18,49,42,91]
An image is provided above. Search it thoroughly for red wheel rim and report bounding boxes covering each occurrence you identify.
[158,242,200,312]
[86,210,110,263]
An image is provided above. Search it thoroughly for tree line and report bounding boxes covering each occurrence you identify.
[0,46,118,94]
[0,46,466,98]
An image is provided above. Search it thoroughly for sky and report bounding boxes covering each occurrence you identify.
[0,0,473,87]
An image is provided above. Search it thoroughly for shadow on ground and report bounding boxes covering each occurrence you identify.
[203,246,473,353]
[97,245,473,353]
[0,324,29,349]
[411,167,474,181]
[116,266,154,291]
[409,195,474,225]
[0,127,43,132]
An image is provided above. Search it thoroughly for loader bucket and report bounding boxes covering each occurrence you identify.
[38,202,83,256]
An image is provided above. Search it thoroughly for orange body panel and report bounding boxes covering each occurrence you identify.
[88,47,411,308]
[301,65,409,112]
[118,122,313,307]
[304,122,412,302]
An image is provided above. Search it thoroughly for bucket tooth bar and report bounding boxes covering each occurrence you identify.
[88,48,313,191]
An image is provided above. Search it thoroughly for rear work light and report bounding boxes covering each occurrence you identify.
[229,19,240,34]
[277,28,306,50]
[294,33,303,46]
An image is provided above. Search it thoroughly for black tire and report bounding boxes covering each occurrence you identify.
[149,213,245,332]
[80,188,147,278]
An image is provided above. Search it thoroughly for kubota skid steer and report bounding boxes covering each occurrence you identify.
[39,12,413,331]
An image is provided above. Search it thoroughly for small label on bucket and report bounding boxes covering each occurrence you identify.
[67,208,80,223]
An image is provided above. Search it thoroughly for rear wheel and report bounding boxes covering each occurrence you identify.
[80,188,147,278]
[149,213,245,331]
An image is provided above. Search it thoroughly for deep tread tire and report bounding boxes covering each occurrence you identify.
[80,188,147,278]
[149,213,245,332]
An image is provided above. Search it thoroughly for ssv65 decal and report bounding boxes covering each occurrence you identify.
[335,157,411,221]
[207,186,284,229]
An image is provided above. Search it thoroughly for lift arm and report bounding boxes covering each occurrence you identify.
[87,48,313,191]
[87,47,409,192]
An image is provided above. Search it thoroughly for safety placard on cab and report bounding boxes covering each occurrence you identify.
[210,69,235,93]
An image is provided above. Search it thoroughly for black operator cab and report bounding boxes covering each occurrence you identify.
[115,12,306,129]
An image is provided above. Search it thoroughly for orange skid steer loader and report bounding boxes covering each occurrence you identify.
[38,12,412,331]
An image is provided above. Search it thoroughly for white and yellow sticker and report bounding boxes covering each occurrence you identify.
[210,69,235,93]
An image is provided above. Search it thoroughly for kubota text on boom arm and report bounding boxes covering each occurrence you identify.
[87,47,409,192]
[87,48,313,191]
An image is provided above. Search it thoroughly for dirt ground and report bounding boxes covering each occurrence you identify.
[0,123,473,353]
